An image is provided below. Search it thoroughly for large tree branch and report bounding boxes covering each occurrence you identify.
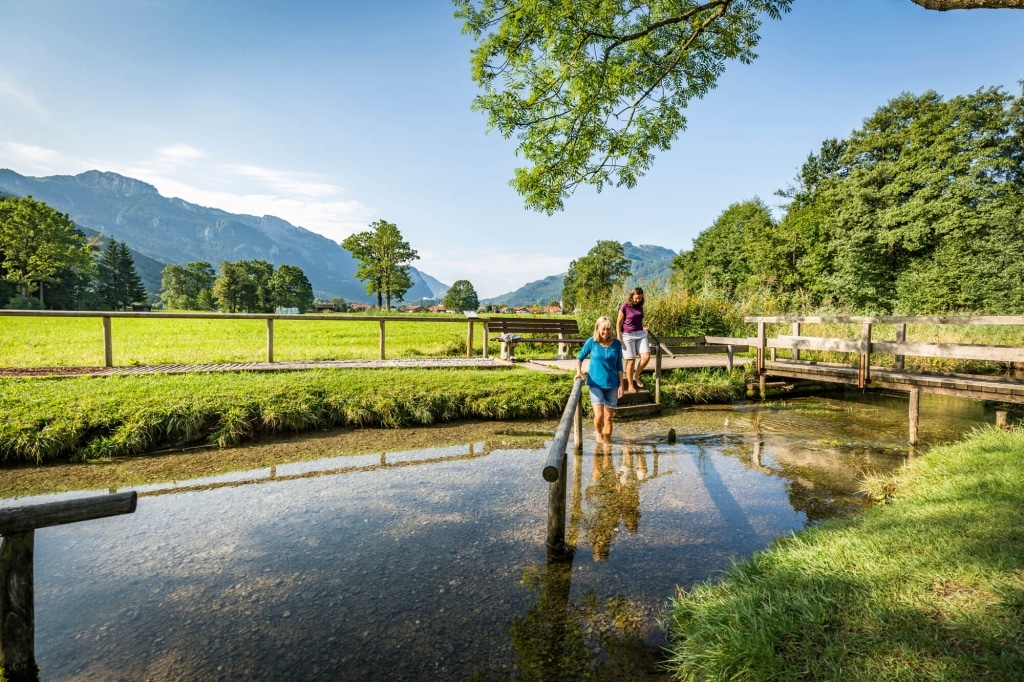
[911,0,1024,9]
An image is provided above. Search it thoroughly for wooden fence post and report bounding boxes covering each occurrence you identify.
[379,320,386,360]
[895,323,906,371]
[267,318,274,363]
[467,320,474,358]
[102,316,113,368]
[757,321,766,375]
[482,323,489,359]
[792,322,801,361]
[860,323,872,387]
[654,342,662,405]
[909,388,920,446]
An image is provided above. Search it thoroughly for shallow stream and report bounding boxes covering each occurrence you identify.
[1,390,1012,680]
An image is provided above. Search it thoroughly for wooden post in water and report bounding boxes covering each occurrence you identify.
[996,410,1008,429]
[759,373,767,400]
[909,388,920,446]
[543,379,581,561]
[266,318,274,363]
[102,316,113,368]
[0,531,36,682]
[0,492,137,681]
[378,320,386,360]
[895,323,906,371]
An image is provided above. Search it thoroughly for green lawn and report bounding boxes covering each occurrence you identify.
[664,426,1024,681]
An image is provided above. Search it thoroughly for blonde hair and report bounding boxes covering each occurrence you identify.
[592,315,613,340]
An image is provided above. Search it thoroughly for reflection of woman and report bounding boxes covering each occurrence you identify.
[616,287,650,393]
[575,316,624,443]
[584,443,618,561]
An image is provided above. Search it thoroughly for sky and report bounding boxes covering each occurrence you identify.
[1,1,1023,299]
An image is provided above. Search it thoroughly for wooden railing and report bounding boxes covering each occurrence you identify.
[1,492,138,679]
[0,310,484,366]
[542,377,583,560]
[745,315,1024,387]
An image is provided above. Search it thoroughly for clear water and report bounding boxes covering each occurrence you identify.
[4,391,1012,680]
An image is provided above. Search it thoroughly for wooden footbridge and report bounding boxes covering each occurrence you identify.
[729,316,1024,444]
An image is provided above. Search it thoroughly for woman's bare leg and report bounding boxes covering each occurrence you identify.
[623,358,636,392]
[633,352,651,388]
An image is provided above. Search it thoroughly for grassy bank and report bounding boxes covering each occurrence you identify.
[663,426,1024,681]
[0,368,572,464]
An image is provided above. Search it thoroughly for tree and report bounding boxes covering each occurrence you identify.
[457,0,1022,213]
[444,279,480,311]
[96,238,146,310]
[0,196,94,305]
[271,264,315,311]
[214,260,275,313]
[562,240,632,311]
[671,198,788,294]
[342,219,419,310]
[161,261,215,310]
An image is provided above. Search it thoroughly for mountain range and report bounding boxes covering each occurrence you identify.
[0,169,448,302]
[482,242,678,306]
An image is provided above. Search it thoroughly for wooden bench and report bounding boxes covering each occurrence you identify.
[652,335,751,370]
[483,318,588,360]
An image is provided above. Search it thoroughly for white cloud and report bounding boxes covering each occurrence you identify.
[0,142,85,175]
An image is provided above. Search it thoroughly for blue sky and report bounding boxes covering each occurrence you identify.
[1,0,1023,298]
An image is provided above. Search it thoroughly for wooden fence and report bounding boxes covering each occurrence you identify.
[0,310,484,367]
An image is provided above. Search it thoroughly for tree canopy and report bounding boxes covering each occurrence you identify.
[96,237,146,310]
[0,195,94,304]
[342,220,419,310]
[458,0,1022,212]
[444,279,480,311]
[562,240,632,311]
[675,85,1024,313]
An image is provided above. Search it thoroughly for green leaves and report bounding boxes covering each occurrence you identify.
[562,239,631,310]
[457,0,793,212]
[443,279,480,311]
[342,219,419,310]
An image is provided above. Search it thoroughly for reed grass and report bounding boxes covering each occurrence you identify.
[0,368,572,464]
[663,426,1024,681]
[656,368,750,405]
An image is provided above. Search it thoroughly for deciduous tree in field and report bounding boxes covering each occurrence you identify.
[271,264,315,311]
[161,261,216,310]
[444,279,480,311]
[343,219,419,310]
[562,240,632,311]
[0,195,94,305]
[457,0,1022,213]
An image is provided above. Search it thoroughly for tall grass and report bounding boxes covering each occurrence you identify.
[663,426,1024,681]
[0,368,572,464]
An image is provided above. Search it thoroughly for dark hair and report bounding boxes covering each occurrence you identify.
[625,287,644,306]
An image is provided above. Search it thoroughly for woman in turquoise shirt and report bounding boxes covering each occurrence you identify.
[575,315,624,443]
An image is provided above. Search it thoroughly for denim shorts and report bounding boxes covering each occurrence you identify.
[589,385,619,409]
[621,331,650,360]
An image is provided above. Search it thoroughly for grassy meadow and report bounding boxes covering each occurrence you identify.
[0,313,492,366]
[664,426,1024,681]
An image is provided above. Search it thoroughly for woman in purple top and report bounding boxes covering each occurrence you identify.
[616,287,650,392]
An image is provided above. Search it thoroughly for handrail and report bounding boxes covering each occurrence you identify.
[542,377,583,482]
[746,315,1024,325]
[0,309,471,322]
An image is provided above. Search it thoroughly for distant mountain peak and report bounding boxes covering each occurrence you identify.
[73,170,159,196]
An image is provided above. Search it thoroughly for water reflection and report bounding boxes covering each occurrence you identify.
[3,394,1003,681]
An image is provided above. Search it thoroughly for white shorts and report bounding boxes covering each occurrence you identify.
[621,331,650,360]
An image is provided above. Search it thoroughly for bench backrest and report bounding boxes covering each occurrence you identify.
[485,318,582,337]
